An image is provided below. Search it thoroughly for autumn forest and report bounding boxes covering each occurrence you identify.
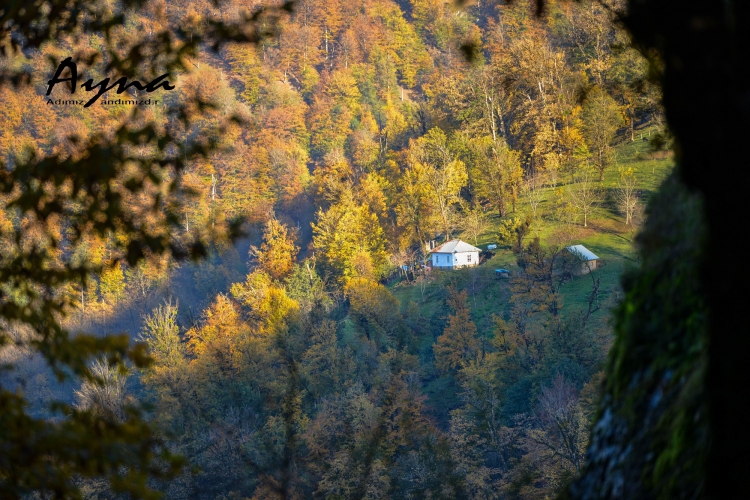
[0,0,673,498]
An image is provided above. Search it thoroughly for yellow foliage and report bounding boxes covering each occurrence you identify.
[100,263,126,305]
[253,218,299,281]
[312,191,390,284]
[358,173,389,221]
[326,68,362,113]
[231,270,301,335]
[186,294,246,359]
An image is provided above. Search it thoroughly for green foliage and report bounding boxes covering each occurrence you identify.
[285,262,331,312]
[498,215,531,253]
[433,288,479,372]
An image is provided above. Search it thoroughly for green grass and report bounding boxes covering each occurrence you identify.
[391,124,674,339]
[392,261,514,338]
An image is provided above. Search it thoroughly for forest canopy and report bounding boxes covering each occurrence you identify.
[0,0,674,498]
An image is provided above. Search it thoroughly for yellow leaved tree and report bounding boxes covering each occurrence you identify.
[409,127,467,239]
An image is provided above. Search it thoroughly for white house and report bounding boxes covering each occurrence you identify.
[430,239,481,269]
[566,244,599,275]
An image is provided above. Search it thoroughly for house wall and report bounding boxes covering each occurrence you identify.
[454,251,479,268]
[431,251,479,268]
[431,253,451,268]
[577,260,598,275]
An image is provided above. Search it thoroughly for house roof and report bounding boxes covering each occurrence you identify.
[431,239,481,254]
[566,244,599,261]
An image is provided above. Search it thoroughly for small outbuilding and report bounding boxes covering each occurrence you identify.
[566,244,599,275]
[430,239,481,269]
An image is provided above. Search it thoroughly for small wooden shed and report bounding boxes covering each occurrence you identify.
[566,244,599,275]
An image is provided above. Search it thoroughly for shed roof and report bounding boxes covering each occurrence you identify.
[566,244,599,261]
[431,239,481,254]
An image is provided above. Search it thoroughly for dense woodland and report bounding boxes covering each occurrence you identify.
[0,0,673,498]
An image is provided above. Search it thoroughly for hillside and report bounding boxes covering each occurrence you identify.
[386,129,672,420]
[0,0,674,498]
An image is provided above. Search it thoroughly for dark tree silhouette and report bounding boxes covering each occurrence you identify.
[567,1,749,499]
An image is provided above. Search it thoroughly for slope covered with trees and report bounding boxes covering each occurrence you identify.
[0,0,674,498]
